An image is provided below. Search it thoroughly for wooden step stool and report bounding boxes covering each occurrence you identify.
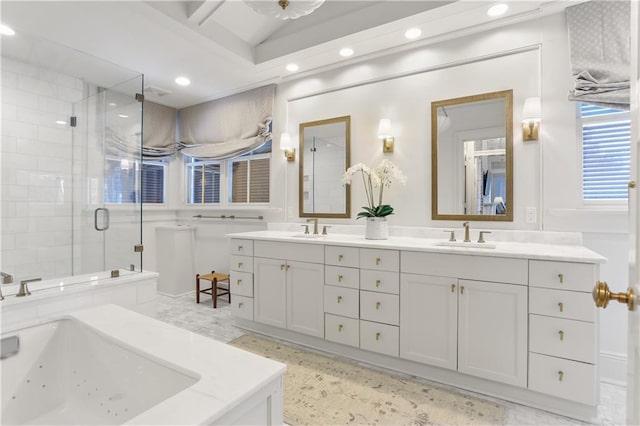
[196,271,230,308]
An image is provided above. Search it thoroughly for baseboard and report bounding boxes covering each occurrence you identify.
[600,351,627,386]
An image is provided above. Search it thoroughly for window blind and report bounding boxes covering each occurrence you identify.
[188,163,221,204]
[581,104,630,200]
[141,163,165,203]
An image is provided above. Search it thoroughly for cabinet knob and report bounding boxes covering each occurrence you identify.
[238,262,243,268]
[558,330,564,341]
[338,324,343,332]
[558,273,564,283]
[338,254,344,261]
[237,245,243,251]
[287,265,291,270]
[338,275,343,282]
[238,302,244,308]
[237,279,242,285]
[337,296,343,303]
[558,302,563,312]
[558,370,564,382]
[280,264,285,270]
[376,302,381,310]
[376,280,381,288]
[375,332,381,341]
[460,286,465,295]
[375,257,381,265]
[451,284,455,293]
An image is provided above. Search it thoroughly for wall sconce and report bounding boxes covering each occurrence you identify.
[378,118,394,153]
[280,132,295,161]
[522,97,541,142]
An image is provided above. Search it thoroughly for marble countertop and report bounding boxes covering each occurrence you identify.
[227,230,607,263]
[66,305,286,425]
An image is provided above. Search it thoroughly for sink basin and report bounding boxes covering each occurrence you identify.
[435,241,496,249]
[291,234,325,239]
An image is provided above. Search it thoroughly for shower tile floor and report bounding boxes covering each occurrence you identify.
[152,293,626,426]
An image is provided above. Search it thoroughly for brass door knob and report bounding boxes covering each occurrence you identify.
[593,281,635,311]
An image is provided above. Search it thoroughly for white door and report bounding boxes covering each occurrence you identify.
[253,257,287,329]
[286,260,324,337]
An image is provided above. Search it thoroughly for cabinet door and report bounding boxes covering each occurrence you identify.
[458,279,527,387]
[399,274,457,370]
[254,257,287,329]
[286,260,324,338]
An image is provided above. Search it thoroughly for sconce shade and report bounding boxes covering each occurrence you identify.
[378,119,392,138]
[522,97,541,122]
[280,132,293,150]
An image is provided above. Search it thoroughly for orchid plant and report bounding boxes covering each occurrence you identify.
[342,159,407,219]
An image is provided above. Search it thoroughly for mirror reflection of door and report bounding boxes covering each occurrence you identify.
[462,137,506,215]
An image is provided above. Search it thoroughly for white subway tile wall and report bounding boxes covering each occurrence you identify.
[1,57,84,280]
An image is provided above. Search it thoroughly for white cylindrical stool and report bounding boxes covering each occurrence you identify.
[155,225,194,296]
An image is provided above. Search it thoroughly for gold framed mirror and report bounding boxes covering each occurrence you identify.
[299,115,351,218]
[431,90,513,221]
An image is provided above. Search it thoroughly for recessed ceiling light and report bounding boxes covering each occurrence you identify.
[0,24,15,36]
[487,3,509,17]
[286,63,299,72]
[405,28,422,40]
[118,114,129,118]
[175,76,191,86]
[339,48,354,57]
[108,102,117,107]
[55,120,66,125]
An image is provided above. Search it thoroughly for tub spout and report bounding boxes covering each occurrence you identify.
[1,272,13,284]
[17,278,40,297]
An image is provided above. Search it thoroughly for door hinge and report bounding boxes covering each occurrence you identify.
[134,244,144,253]
[135,93,144,102]
[70,116,77,127]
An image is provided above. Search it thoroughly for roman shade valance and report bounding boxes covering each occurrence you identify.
[143,101,178,158]
[565,1,630,109]
[179,84,274,160]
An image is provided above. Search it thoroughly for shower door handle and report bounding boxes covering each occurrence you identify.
[94,208,110,231]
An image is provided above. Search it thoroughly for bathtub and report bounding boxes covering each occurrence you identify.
[1,304,286,425]
[1,270,158,333]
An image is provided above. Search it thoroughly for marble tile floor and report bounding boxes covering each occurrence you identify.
[152,293,626,425]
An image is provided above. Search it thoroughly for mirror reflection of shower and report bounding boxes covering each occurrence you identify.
[463,137,506,215]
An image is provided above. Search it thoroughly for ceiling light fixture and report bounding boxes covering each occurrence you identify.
[339,48,354,57]
[244,0,325,20]
[0,24,15,36]
[286,63,299,72]
[405,28,422,40]
[175,76,191,86]
[487,3,509,17]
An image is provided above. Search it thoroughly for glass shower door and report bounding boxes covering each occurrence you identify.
[72,76,143,275]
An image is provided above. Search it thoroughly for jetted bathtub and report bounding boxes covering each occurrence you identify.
[1,305,286,425]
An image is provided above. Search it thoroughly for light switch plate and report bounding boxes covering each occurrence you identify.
[525,207,537,224]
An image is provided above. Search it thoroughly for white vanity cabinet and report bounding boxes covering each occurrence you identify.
[229,239,254,320]
[253,241,325,338]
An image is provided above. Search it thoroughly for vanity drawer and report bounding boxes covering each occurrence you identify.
[360,249,399,272]
[529,260,596,292]
[324,286,359,318]
[529,315,595,363]
[529,287,596,322]
[325,266,359,289]
[360,291,399,326]
[325,245,359,268]
[401,251,527,285]
[360,270,399,294]
[230,271,253,297]
[528,352,597,405]
[325,314,359,347]
[231,295,254,320]
[231,255,253,273]
[360,320,399,357]
[254,241,324,263]
[230,239,253,256]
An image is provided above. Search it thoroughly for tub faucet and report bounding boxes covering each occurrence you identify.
[1,272,13,284]
[463,222,471,242]
[306,218,319,235]
[17,278,40,297]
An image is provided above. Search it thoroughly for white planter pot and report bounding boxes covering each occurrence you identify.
[365,217,388,240]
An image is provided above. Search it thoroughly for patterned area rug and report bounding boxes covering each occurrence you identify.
[229,334,505,425]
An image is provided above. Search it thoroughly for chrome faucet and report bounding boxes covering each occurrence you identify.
[306,218,319,235]
[17,278,40,297]
[463,222,471,242]
[1,272,13,285]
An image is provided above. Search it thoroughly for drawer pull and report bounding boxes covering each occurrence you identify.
[558,370,564,382]
[338,254,344,261]
[558,302,564,312]
[558,273,564,283]
[375,257,381,265]
[338,275,343,282]
[375,332,381,341]
[280,264,285,270]
[238,302,244,309]
[558,330,564,341]
[238,262,243,268]
[237,245,243,251]
[338,324,343,332]
[286,265,291,270]
[460,286,465,295]
[451,284,455,293]
[237,279,242,285]
[376,280,381,288]
[337,296,343,303]
[376,302,381,310]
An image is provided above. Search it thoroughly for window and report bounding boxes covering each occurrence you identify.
[104,158,166,204]
[580,103,630,201]
[186,161,221,204]
[229,155,270,203]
